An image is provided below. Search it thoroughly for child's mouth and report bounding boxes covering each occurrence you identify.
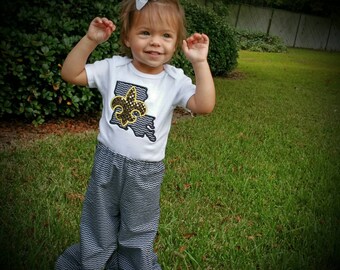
[146,51,162,55]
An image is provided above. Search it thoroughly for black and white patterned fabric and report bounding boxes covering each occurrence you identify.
[56,142,165,270]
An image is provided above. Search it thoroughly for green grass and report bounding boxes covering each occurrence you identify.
[1,48,339,269]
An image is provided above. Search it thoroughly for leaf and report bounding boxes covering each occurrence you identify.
[247,235,255,240]
[183,183,191,190]
[66,193,84,202]
[235,215,242,223]
[183,232,197,239]
[179,246,186,253]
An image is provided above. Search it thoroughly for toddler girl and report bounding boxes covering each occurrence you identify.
[56,0,215,269]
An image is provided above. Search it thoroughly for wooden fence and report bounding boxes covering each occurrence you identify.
[227,4,340,51]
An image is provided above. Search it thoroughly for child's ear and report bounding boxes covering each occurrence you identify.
[124,39,131,48]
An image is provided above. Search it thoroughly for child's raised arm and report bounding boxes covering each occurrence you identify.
[182,33,215,114]
[61,17,116,86]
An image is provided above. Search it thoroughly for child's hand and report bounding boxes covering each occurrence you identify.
[182,33,209,64]
[87,17,116,44]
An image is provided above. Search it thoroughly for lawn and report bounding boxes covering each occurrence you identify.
[1,49,339,269]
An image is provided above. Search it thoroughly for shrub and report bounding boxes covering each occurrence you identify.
[0,0,238,124]
[178,0,238,77]
[0,0,120,125]
[235,30,287,52]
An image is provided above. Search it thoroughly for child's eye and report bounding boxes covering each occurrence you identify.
[141,31,150,36]
[163,33,172,38]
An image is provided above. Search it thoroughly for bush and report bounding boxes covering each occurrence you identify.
[178,0,238,77]
[0,0,120,125]
[0,0,238,124]
[236,30,287,52]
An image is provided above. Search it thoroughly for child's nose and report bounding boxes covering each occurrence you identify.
[150,36,161,46]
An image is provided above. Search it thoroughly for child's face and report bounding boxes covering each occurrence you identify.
[125,13,178,74]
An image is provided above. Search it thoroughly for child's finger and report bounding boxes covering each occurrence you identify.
[182,39,189,54]
[102,17,116,31]
[186,33,208,46]
[201,33,209,44]
[195,33,208,44]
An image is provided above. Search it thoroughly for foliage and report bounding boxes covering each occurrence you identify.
[180,0,238,77]
[203,0,230,17]
[0,0,238,124]
[0,0,121,125]
[236,30,287,52]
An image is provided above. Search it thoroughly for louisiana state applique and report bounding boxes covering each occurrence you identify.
[110,81,156,142]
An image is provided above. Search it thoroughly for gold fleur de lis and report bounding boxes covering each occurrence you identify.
[111,86,147,127]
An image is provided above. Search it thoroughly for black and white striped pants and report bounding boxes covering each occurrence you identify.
[56,142,165,270]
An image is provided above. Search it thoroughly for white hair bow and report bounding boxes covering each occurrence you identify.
[136,0,148,10]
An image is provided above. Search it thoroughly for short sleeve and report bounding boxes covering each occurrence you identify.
[85,59,110,92]
[164,65,196,109]
[85,56,132,94]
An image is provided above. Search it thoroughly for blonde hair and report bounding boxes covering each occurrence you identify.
[120,0,186,57]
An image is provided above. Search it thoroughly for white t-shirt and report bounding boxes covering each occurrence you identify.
[85,56,196,162]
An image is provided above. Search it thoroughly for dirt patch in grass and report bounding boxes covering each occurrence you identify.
[225,70,247,80]
[0,108,193,150]
[0,115,99,150]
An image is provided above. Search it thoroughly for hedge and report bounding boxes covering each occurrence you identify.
[236,30,287,52]
[0,0,238,124]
